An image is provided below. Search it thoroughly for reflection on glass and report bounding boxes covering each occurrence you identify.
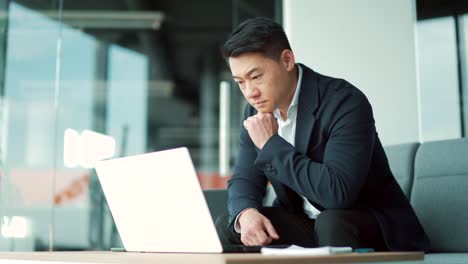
[63,129,116,169]
[0,1,60,251]
[107,45,148,157]
[53,13,97,251]
[63,129,80,168]
[1,216,30,239]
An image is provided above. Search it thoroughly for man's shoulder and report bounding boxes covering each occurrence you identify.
[299,63,367,103]
[301,65,371,116]
[300,63,351,89]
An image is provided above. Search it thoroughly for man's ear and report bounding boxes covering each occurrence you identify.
[280,49,296,71]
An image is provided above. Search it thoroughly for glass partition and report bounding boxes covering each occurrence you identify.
[0,0,280,251]
[0,0,61,251]
[417,16,462,141]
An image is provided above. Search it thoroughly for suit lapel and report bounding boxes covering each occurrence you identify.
[295,64,320,155]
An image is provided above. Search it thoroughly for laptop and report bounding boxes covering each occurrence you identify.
[94,147,287,253]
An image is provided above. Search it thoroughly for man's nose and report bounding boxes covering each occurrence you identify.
[245,83,260,98]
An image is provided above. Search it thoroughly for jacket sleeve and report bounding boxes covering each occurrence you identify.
[227,107,268,224]
[254,91,376,209]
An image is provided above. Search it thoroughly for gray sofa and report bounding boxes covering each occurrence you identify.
[382,139,468,263]
[204,138,468,263]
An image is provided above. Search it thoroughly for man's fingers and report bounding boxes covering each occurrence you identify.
[242,228,272,246]
[245,235,259,246]
[257,112,274,119]
[255,230,272,245]
[255,229,269,245]
[243,239,253,246]
[264,220,280,240]
[242,229,259,246]
[244,226,275,246]
[244,232,270,246]
[241,237,251,246]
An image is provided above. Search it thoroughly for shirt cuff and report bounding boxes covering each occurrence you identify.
[234,208,250,233]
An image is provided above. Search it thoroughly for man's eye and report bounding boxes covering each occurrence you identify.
[252,75,261,80]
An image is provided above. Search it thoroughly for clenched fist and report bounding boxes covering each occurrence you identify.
[243,113,278,149]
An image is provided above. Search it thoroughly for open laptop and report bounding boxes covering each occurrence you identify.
[94,147,287,253]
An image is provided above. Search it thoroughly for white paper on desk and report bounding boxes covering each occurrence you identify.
[261,245,352,256]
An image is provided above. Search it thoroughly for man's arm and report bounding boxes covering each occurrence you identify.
[254,90,376,209]
[227,106,268,222]
[227,106,282,245]
[227,125,267,221]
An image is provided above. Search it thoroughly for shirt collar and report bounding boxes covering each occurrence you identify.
[273,64,303,119]
[291,64,303,108]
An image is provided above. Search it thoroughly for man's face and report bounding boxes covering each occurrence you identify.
[229,52,292,113]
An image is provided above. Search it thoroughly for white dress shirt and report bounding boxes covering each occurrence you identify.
[272,64,321,220]
[235,64,320,233]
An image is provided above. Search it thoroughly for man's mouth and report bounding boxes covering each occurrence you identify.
[254,100,267,107]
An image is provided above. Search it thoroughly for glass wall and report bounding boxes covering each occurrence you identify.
[0,0,60,251]
[461,14,468,136]
[0,0,279,251]
[416,3,468,142]
[417,16,462,141]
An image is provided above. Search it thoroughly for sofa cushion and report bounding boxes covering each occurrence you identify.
[366,253,468,264]
[411,138,468,252]
[384,142,419,199]
[423,253,468,264]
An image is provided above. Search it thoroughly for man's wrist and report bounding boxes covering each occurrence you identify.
[234,208,257,233]
[259,133,276,149]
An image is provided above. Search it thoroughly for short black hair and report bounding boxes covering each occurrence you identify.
[222,17,292,60]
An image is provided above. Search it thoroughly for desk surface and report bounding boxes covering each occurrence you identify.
[0,251,424,264]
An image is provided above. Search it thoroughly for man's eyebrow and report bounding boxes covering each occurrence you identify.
[232,67,259,79]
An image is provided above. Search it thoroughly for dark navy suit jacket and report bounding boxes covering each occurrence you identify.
[227,64,430,251]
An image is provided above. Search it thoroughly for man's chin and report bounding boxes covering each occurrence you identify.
[251,103,274,113]
[249,103,275,114]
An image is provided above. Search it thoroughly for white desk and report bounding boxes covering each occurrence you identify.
[0,251,424,264]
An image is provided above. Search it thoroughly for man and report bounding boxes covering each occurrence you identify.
[215,17,429,251]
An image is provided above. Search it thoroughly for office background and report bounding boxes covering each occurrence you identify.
[0,0,466,252]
